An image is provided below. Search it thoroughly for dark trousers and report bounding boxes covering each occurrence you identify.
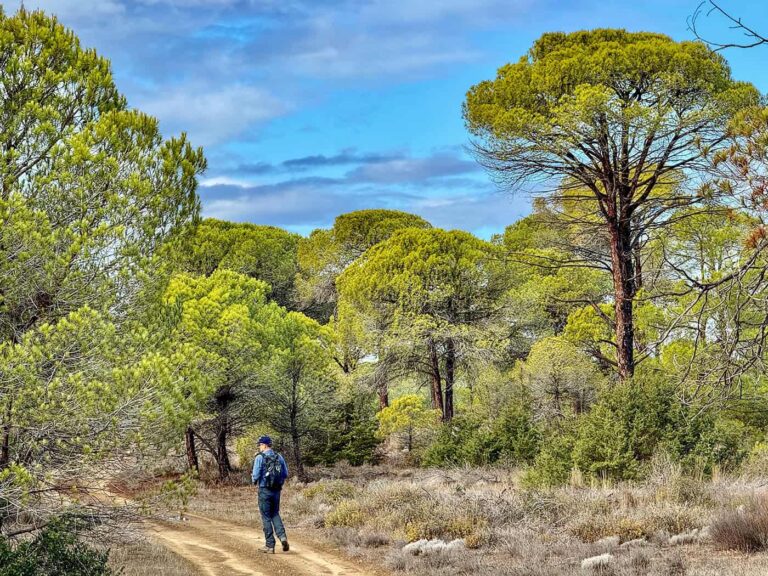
[258,487,287,548]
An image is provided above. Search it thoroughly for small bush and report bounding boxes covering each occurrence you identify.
[711,495,768,552]
[422,404,539,468]
[570,515,645,543]
[302,479,357,503]
[523,427,577,488]
[324,500,365,528]
[0,519,113,576]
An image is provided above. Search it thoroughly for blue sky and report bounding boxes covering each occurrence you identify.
[4,0,768,238]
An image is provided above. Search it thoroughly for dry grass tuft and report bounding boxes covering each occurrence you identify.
[711,494,768,552]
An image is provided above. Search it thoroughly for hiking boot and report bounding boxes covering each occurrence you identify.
[281,539,290,552]
[260,546,275,554]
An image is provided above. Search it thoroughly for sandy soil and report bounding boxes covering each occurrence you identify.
[149,513,378,576]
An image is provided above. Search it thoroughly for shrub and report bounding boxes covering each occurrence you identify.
[570,515,645,543]
[523,427,577,488]
[486,404,540,465]
[682,417,753,474]
[0,519,113,576]
[313,388,382,466]
[404,514,485,543]
[324,500,365,528]
[421,415,483,467]
[571,376,680,481]
[570,373,754,483]
[711,495,768,552]
[302,479,357,504]
[422,403,540,467]
[741,441,768,478]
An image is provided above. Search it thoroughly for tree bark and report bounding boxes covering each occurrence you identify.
[0,398,12,470]
[428,339,445,417]
[377,384,389,410]
[216,413,231,481]
[185,425,199,474]
[608,218,636,381]
[444,338,455,421]
[291,430,307,482]
[213,385,235,481]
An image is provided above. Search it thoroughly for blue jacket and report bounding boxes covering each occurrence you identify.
[251,449,289,489]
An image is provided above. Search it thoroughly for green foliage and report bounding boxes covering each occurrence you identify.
[465,28,760,383]
[524,371,760,486]
[0,8,203,525]
[254,310,338,477]
[303,479,357,503]
[339,228,509,420]
[160,269,273,434]
[498,212,611,354]
[324,500,365,528]
[422,403,539,467]
[488,404,541,464]
[522,337,604,421]
[170,219,300,308]
[465,29,757,143]
[296,210,431,321]
[377,395,440,452]
[523,427,578,488]
[313,380,380,466]
[0,519,113,576]
[334,210,432,254]
[421,414,481,467]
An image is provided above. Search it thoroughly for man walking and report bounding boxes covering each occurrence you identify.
[251,435,290,553]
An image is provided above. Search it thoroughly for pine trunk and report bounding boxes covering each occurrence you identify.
[185,426,199,474]
[216,413,231,481]
[291,431,307,482]
[609,218,636,381]
[377,384,389,409]
[444,338,455,421]
[429,339,445,417]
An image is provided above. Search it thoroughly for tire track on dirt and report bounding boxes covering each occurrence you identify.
[150,513,378,576]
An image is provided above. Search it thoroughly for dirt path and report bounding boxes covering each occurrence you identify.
[149,513,379,576]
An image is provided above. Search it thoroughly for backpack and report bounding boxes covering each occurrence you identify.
[261,452,284,490]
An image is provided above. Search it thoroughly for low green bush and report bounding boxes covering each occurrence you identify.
[524,372,760,487]
[523,425,577,488]
[0,518,113,576]
[422,403,539,467]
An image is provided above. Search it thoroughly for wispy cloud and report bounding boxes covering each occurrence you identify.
[282,149,403,170]
[346,152,479,184]
[199,178,525,237]
[136,84,289,145]
[197,148,519,236]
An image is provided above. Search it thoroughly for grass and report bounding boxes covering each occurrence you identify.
[711,494,768,552]
[275,464,768,576]
[109,460,768,576]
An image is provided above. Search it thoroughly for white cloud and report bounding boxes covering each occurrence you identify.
[346,152,478,183]
[137,84,289,146]
[6,0,125,18]
[360,0,532,26]
[199,176,253,187]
